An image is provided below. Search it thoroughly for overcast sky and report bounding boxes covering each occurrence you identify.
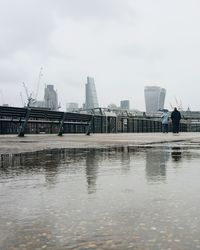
[0,0,200,111]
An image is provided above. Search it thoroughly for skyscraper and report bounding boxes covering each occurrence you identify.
[144,86,166,113]
[120,100,130,110]
[85,76,99,109]
[66,102,79,112]
[44,85,58,111]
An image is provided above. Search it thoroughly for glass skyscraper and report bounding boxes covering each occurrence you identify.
[144,86,166,113]
[85,77,99,109]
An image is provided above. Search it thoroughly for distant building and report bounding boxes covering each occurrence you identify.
[120,100,130,110]
[144,86,166,113]
[44,85,59,111]
[82,103,86,110]
[108,103,118,109]
[85,76,99,110]
[66,102,79,112]
[30,100,45,108]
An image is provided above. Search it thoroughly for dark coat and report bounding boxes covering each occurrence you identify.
[171,109,181,122]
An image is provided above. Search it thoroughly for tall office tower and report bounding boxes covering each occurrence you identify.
[120,100,130,110]
[66,102,79,112]
[85,76,99,109]
[144,86,166,113]
[44,84,58,111]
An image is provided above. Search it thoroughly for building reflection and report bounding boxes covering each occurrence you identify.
[0,146,186,191]
[0,150,62,186]
[0,148,100,190]
[0,148,87,186]
[120,146,131,172]
[85,149,99,194]
[84,146,132,194]
[145,147,170,183]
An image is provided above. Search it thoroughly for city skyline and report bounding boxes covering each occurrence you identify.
[1,0,200,111]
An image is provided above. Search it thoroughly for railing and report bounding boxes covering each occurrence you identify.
[0,106,92,136]
[1,106,199,135]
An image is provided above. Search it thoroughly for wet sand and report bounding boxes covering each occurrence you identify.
[1,132,200,154]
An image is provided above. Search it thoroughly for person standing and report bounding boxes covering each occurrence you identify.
[161,111,169,133]
[171,107,181,133]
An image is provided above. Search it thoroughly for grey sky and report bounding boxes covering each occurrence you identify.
[0,0,200,111]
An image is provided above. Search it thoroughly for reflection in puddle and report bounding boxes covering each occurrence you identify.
[1,146,200,249]
[145,148,169,183]
[171,147,182,161]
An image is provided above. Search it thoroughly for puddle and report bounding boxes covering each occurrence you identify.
[1,146,200,249]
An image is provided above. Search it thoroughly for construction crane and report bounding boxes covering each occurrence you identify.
[169,103,174,109]
[174,96,183,111]
[20,92,25,107]
[179,99,183,111]
[170,97,183,111]
[22,82,35,107]
[20,67,43,108]
[175,96,180,110]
